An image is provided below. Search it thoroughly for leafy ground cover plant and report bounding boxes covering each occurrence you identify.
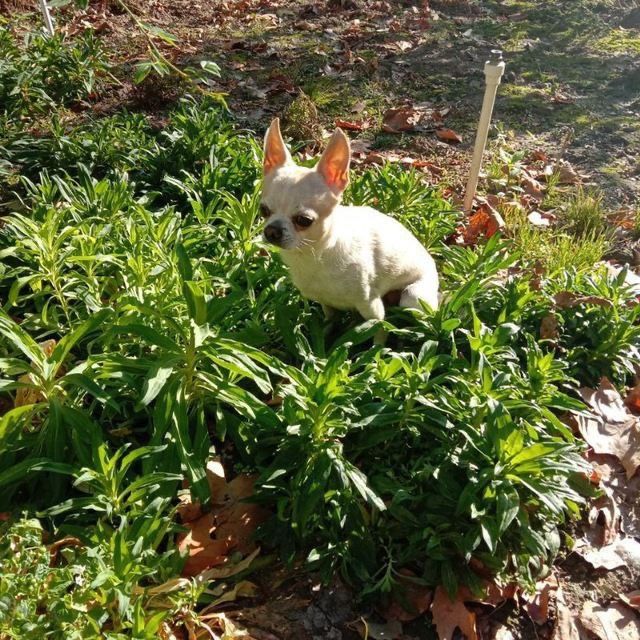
[1,20,639,638]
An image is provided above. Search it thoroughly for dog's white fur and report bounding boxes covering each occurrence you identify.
[261,118,439,337]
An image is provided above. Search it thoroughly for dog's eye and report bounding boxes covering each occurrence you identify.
[293,214,314,228]
[260,204,272,218]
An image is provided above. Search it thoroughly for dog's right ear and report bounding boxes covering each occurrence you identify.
[263,118,291,175]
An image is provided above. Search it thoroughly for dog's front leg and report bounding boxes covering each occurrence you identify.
[322,304,337,321]
[357,298,387,345]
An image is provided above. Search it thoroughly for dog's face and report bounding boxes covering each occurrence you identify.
[261,118,351,251]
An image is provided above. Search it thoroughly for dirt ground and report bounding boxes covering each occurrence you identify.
[57,0,640,211]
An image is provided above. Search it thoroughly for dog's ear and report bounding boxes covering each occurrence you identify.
[316,128,351,195]
[263,118,291,174]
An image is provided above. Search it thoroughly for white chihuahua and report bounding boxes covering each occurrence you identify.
[261,118,439,341]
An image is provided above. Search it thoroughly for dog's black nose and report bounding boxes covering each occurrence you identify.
[264,222,284,244]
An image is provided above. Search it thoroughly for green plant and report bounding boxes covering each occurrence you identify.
[560,187,607,237]
[0,42,636,628]
[0,29,107,120]
[345,163,459,251]
[503,205,609,274]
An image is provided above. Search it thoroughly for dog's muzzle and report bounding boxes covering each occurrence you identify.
[264,220,285,246]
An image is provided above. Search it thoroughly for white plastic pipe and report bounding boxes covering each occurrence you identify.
[38,0,55,36]
[463,50,505,213]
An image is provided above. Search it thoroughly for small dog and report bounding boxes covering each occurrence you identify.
[261,118,439,342]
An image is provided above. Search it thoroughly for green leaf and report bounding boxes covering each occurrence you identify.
[175,243,193,281]
[0,311,45,369]
[48,308,111,378]
[0,458,75,488]
[138,361,177,407]
[496,489,520,534]
[113,324,180,352]
[199,60,221,77]
[133,62,153,84]
[183,281,207,325]
[0,404,43,445]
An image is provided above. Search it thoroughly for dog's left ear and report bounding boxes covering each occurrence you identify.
[263,118,292,175]
[316,128,351,195]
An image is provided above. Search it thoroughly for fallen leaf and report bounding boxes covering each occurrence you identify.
[178,513,231,577]
[463,203,505,245]
[49,536,83,565]
[577,378,640,478]
[521,175,544,200]
[528,210,551,226]
[552,586,580,640]
[555,160,587,185]
[576,536,640,571]
[521,575,558,625]
[553,291,613,308]
[208,580,259,608]
[621,591,640,612]
[177,492,203,523]
[351,100,366,113]
[430,586,478,640]
[383,568,432,622]
[335,118,367,131]
[540,314,559,340]
[382,107,421,133]
[436,128,462,144]
[579,601,640,640]
[587,484,621,545]
[605,263,640,296]
[350,138,373,157]
[626,385,640,414]
[179,463,268,577]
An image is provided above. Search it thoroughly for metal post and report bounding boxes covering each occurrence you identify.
[38,0,55,37]
[463,49,505,213]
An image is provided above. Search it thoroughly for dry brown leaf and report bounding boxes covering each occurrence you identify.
[621,591,640,612]
[49,536,83,565]
[552,586,580,640]
[177,493,203,523]
[463,203,505,245]
[352,100,366,113]
[178,513,231,577]
[625,383,640,414]
[521,575,558,625]
[430,586,478,640]
[521,175,544,200]
[540,314,559,341]
[555,160,586,185]
[579,601,640,640]
[588,484,621,546]
[350,139,373,156]
[179,465,268,577]
[476,582,518,606]
[382,107,421,133]
[553,291,613,308]
[577,378,640,478]
[436,128,462,144]
[335,118,367,131]
[576,536,640,571]
[383,568,432,622]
